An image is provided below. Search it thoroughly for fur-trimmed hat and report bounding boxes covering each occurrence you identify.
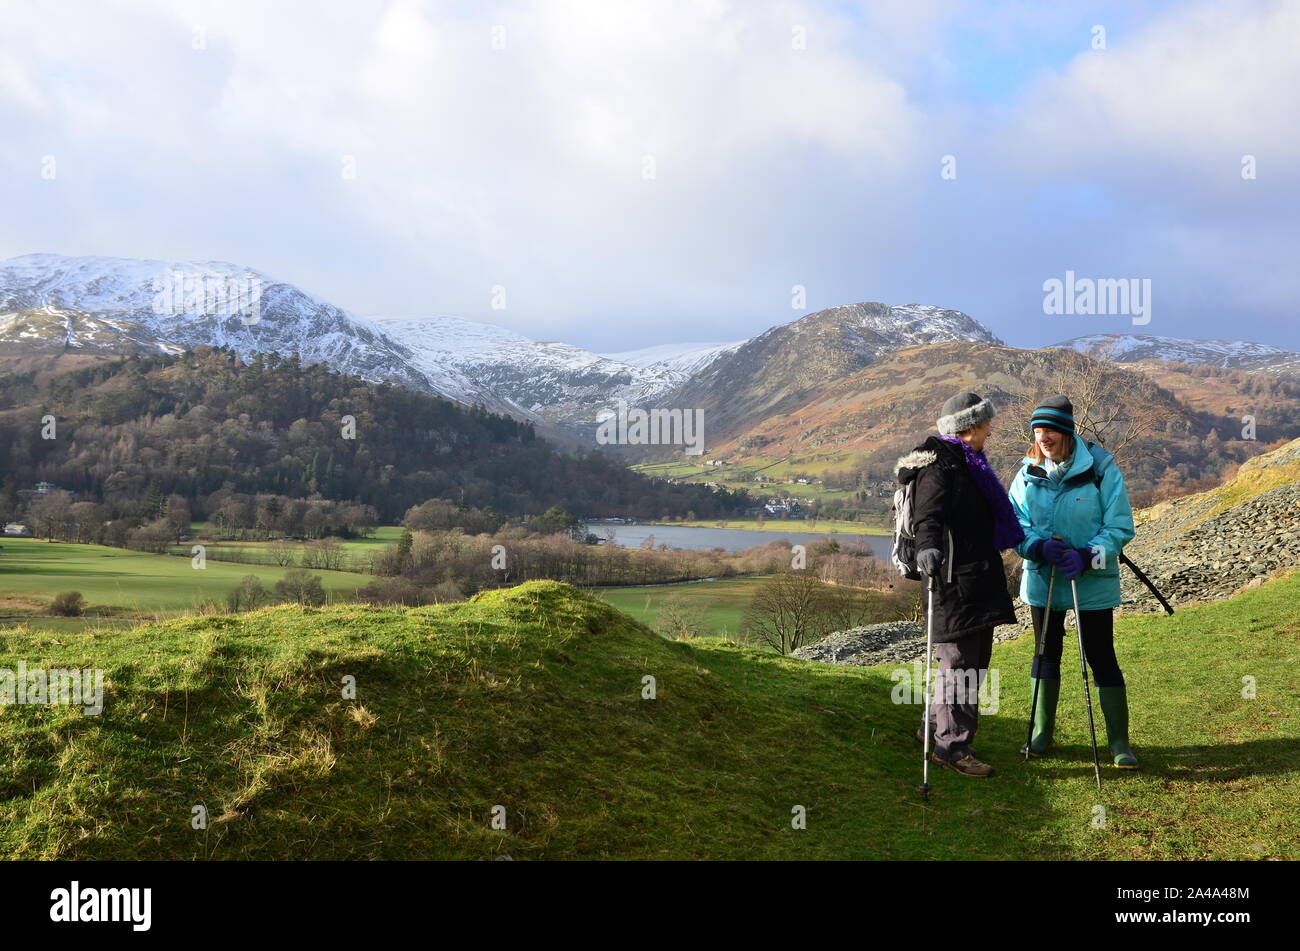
[937,391,996,435]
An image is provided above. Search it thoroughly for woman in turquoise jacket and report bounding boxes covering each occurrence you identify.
[1007,395,1139,768]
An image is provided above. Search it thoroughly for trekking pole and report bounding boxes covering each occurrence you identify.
[1024,565,1056,760]
[1118,552,1175,615]
[1070,577,1104,793]
[919,574,935,801]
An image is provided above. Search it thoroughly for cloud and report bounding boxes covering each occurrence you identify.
[0,0,1296,351]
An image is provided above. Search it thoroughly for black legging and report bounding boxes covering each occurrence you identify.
[1029,606,1124,688]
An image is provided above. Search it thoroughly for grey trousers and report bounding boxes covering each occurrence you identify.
[924,627,994,762]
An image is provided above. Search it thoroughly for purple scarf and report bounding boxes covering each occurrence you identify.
[938,435,1025,551]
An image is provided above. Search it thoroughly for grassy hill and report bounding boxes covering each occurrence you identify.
[1134,436,1300,538]
[2,576,1296,860]
[1120,436,1300,608]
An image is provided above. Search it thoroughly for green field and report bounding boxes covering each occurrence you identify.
[590,575,772,638]
[0,537,366,619]
[1,572,1296,859]
[177,525,404,564]
[632,455,884,508]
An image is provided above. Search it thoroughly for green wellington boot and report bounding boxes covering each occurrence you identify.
[1096,685,1140,768]
[1020,677,1060,757]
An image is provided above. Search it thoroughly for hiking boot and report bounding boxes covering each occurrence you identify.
[1097,685,1140,768]
[1020,676,1060,757]
[915,724,936,746]
[933,752,994,777]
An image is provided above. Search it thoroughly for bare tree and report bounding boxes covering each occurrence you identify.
[740,571,838,655]
[29,490,74,540]
[821,583,881,631]
[655,594,702,640]
[316,537,346,571]
[299,537,345,570]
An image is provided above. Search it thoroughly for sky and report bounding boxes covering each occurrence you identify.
[2,0,1297,352]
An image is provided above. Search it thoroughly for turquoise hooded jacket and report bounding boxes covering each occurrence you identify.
[1007,434,1135,610]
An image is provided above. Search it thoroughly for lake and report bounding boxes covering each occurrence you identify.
[583,521,893,558]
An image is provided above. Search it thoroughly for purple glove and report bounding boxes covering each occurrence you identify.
[1059,548,1085,580]
[1039,539,1071,565]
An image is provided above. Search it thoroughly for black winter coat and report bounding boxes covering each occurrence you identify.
[895,436,1017,643]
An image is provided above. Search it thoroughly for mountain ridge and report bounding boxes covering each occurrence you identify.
[4,254,1297,471]
[1053,332,1300,373]
[0,253,440,398]
[1,254,1015,441]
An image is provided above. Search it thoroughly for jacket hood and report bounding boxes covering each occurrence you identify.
[894,448,937,482]
[895,435,962,482]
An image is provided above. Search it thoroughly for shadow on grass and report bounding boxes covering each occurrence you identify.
[1022,738,1300,782]
[681,639,1071,859]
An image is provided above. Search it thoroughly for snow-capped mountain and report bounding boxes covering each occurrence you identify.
[0,304,185,356]
[376,316,733,425]
[0,254,440,395]
[661,301,1005,442]
[599,340,746,378]
[1053,333,1300,371]
[708,301,1003,373]
[833,302,1004,348]
[0,261,1016,444]
[12,255,1149,452]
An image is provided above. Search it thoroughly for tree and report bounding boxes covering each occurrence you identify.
[655,594,703,640]
[740,571,839,655]
[274,569,326,606]
[302,537,346,571]
[821,582,885,631]
[301,505,328,539]
[0,474,16,521]
[69,501,104,544]
[226,575,270,612]
[29,491,75,541]
[257,496,283,537]
[531,506,584,540]
[268,540,297,567]
[143,479,165,519]
[354,576,430,606]
[396,529,414,568]
[126,519,173,554]
[164,494,191,540]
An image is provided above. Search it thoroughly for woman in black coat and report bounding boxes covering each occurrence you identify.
[895,392,1023,777]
